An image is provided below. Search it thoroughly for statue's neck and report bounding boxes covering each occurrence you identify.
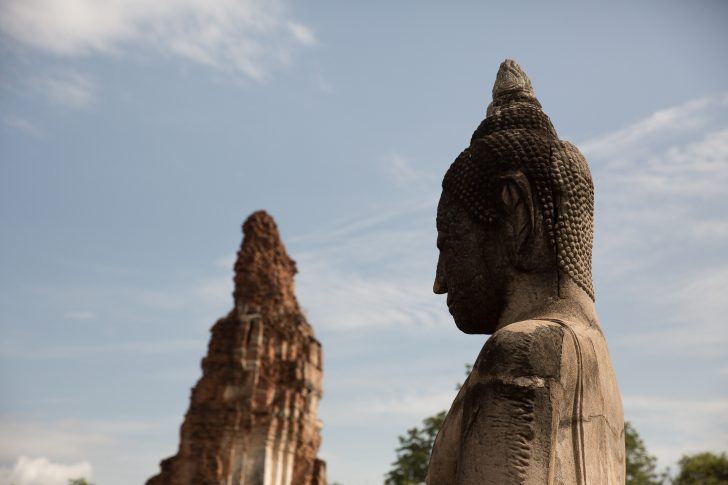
[495,271,597,332]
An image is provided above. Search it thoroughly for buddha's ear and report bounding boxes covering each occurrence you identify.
[498,172,534,256]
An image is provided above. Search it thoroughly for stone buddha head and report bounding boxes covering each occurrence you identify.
[434,59,595,335]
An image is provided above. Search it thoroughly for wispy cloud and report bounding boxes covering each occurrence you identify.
[312,71,332,94]
[290,198,432,245]
[581,94,728,161]
[0,0,317,83]
[291,200,443,333]
[324,389,455,426]
[2,115,42,136]
[624,395,728,467]
[0,338,206,360]
[0,417,175,485]
[617,264,728,355]
[212,254,236,270]
[384,152,434,189]
[33,71,95,109]
[63,310,96,321]
[577,98,727,477]
[0,417,151,462]
[689,219,728,242]
[297,256,443,331]
[0,456,92,485]
[287,21,317,46]
[605,128,728,198]
[585,93,728,354]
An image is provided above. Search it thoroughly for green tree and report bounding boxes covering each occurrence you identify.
[68,479,94,485]
[672,452,728,485]
[625,421,663,485]
[384,411,446,485]
[385,365,472,484]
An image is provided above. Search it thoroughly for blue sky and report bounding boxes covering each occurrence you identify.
[1,1,727,484]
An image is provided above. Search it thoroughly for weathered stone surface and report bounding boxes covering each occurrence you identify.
[429,60,625,484]
[148,211,326,485]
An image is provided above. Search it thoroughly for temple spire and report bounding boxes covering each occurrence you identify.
[233,210,300,318]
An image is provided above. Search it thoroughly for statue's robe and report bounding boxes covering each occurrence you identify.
[427,318,625,484]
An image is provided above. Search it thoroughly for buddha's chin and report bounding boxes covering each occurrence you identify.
[449,302,497,335]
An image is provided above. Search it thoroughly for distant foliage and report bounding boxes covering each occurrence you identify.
[385,365,471,484]
[454,364,472,391]
[625,421,664,485]
[672,452,728,485]
[384,411,446,485]
[68,479,94,485]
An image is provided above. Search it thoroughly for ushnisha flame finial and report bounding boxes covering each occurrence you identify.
[492,59,535,99]
[486,59,538,118]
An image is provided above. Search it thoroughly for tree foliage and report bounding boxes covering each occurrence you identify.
[384,411,446,485]
[68,479,94,485]
[625,421,663,485]
[385,365,471,484]
[672,452,728,485]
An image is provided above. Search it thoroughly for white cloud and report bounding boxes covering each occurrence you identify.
[587,94,728,354]
[291,201,444,332]
[297,257,444,331]
[0,338,205,360]
[290,198,432,245]
[588,96,727,261]
[384,152,433,189]
[581,93,728,161]
[617,325,728,359]
[0,419,108,463]
[0,456,92,485]
[212,254,236,270]
[312,71,332,94]
[191,276,232,310]
[387,152,417,186]
[617,264,728,355]
[324,389,455,427]
[624,395,728,468]
[612,128,728,198]
[2,115,42,136]
[287,21,316,46]
[0,0,316,82]
[689,219,728,242]
[33,71,95,108]
[63,310,95,321]
[33,273,233,319]
[670,265,728,324]
[0,417,178,485]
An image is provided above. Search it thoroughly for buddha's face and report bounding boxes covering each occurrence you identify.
[434,190,507,334]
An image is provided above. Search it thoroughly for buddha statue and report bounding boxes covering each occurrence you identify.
[427,60,625,484]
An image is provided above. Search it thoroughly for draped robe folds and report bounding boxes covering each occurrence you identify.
[426,318,625,485]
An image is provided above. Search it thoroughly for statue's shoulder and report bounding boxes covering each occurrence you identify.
[474,319,566,381]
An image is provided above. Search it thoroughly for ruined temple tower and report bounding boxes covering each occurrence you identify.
[148,211,326,485]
